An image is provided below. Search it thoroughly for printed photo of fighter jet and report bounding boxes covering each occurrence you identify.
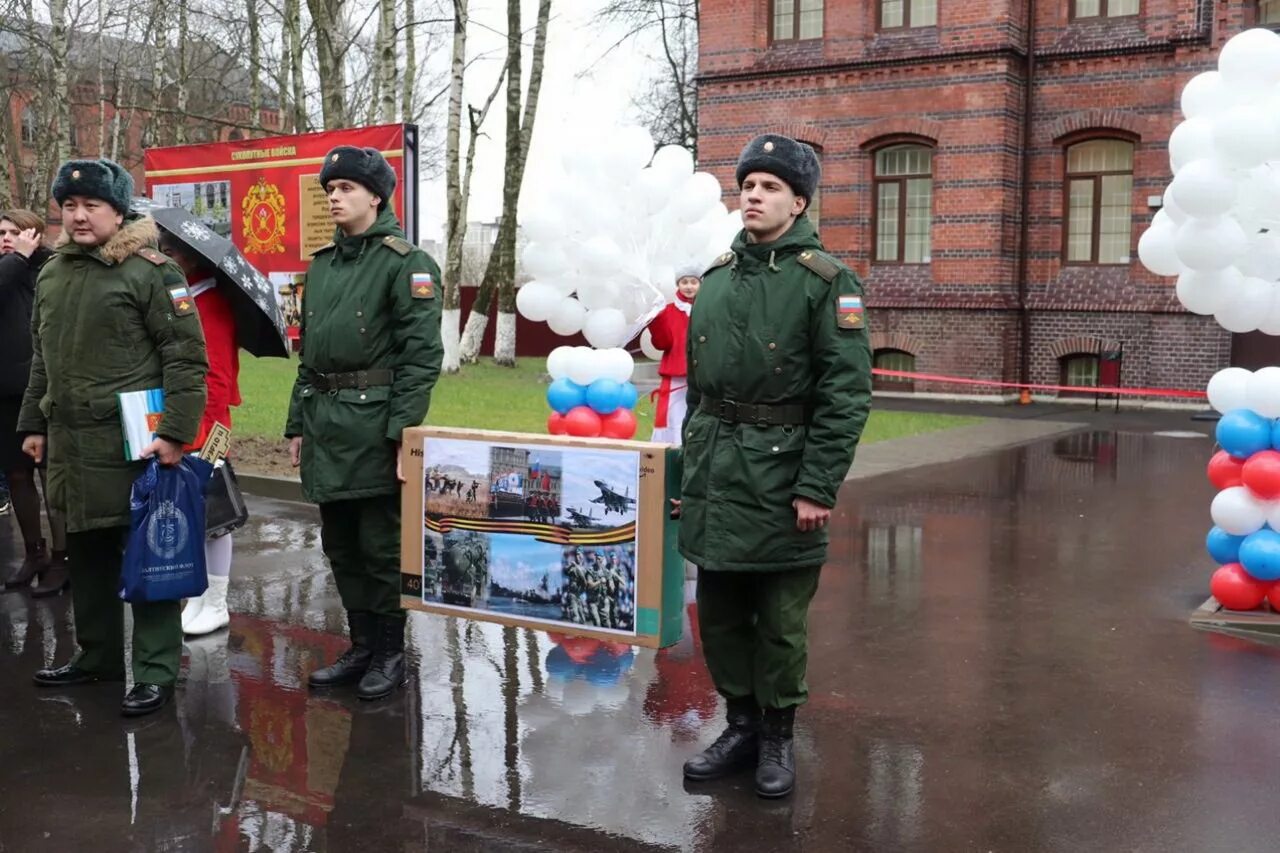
[591,481,637,516]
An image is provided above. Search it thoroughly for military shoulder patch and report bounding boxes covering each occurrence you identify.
[136,247,168,266]
[704,251,735,275]
[168,286,198,316]
[835,294,864,330]
[311,242,335,257]
[382,235,414,256]
[410,272,435,300]
[797,249,842,282]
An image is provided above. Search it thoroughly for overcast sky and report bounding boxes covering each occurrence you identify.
[418,1,657,243]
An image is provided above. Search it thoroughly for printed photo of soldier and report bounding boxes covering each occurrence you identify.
[489,445,562,523]
[422,532,445,601]
[439,531,490,608]
[423,439,492,521]
[558,544,636,632]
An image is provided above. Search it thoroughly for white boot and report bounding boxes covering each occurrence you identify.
[181,593,207,634]
[185,575,230,635]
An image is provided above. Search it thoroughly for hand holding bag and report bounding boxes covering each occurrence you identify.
[120,456,215,603]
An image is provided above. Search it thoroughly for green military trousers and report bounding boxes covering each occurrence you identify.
[696,566,822,710]
[66,526,183,685]
[319,494,404,621]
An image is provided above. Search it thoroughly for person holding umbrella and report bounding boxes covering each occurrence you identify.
[157,228,240,636]
[286,146,443,701]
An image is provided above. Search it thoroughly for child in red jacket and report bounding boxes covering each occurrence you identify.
[647,267,701,444]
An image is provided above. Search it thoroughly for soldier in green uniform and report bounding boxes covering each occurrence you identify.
[285,146,443,701]
[675,135,872,798]
[563,547,588,623]
[19,158,209,717]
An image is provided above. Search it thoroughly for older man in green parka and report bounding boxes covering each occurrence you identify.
[676,134,872,799]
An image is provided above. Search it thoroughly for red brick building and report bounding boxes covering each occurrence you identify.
[697,0,1280,399]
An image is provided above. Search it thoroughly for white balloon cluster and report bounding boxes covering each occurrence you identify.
[1207,366,1280,417]
[1138,28,1280,333]
[516,124,741,349]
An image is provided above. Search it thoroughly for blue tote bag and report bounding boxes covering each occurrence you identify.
[120,456,215,603]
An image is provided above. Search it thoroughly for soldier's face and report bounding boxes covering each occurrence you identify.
[740,172,806,243]
[61,196,123,246]
[326,180,380,230]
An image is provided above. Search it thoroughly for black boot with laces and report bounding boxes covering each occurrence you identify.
[683,697,759,780]
[755,706,796,799]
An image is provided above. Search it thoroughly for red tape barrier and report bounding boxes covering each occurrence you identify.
[870,368,1208,399]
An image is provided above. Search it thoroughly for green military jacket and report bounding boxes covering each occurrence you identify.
[285,208,443,503]
[18,216,209,533]
[678,215,872,572]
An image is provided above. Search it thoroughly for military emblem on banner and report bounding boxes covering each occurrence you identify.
[835,294,864,330]
[410,272,435,300]
[241,178,287,255]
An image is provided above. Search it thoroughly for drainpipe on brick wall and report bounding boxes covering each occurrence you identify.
[1016,0,1037,405]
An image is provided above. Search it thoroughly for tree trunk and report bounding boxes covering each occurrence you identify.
[248,0,262,132]
[458,310,489,365]
[402,0,417,121]
[441,0,468,374]
[50,0,70,163]
[307,0,347,129]
[96,0,106,155]
[174,0,188,144]
[286,0,306,132]
[150,0,167,144]
[378,0,397,123]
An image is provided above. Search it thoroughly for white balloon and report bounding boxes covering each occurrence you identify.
[1211,486,1268,536]
[652,145,694,179]
[1247,365,1280,418]
[1168,117,1217,173]
[1238,232,1280,280]
[521,242,568,279]
[547,345,574,380]
[1218,28,1280,90]
[1215,276,1274,333]
[1175,217,1248,271]
[522,207,562,243]
[636,169,673,215]
[1171,159,1238,219]
[1260,296,1280,336]
[1161,186,1189,225]
[1236,166,1280,231]
[1208,367,1253,414]
[515,282,562,323]
[1176,267,1242,315]
[639,328,662,361]
[547,297,587,337]
[579,235,622,274]
[1137,213,1183,277]
[582,307,628,349]
[608,125,655,175]
[1181,71,1236,119]
[577,278,622,311]
[598,347,635,383]
[676,172,724,223]
[1212,105,1280,169]
[567,346,602,386]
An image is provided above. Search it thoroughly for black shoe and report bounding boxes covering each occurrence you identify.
[357,615,406,701]
[5,539,48,590]
[755,708,796,799]
[31,557,70,598]
[33,662,121,687]
[121,683,173,717]
[309,611,374,688]
[683,698,759,781]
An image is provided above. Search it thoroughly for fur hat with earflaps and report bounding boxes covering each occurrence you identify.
[318,146,397,211]
[734,134,821,204]
[50,159,134,214]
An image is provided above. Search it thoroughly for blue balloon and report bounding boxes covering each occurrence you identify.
[1239,528,1280,581]
[1217,409,1273,459]
[618,381,639,410]
[1271,418,1280,452]
[586,379,624,415]
[1207,526,1246,565]
[547,378,587,415]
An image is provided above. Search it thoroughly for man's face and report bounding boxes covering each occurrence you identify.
[326,179,380,228]
[676,275,701,299]
[0,220,18,255]
[739,171,806,241]
[61,196,123,246]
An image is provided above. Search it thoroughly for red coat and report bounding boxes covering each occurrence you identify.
[646,302,691,377]
[192,280,241,448]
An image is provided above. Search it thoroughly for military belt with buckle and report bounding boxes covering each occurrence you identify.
[699,396,806,426]
[312,369,394,392]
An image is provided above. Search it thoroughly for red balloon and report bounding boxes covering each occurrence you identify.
[563,406,603,437]
[1267,582,1280,612]
[1211,563,1269,611]
[1208,450,1246,490]
[547,412,568,435]
[600,407,638,439]
[1243,450,1280,499]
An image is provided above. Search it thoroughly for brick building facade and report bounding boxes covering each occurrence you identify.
[697,0,1280,399]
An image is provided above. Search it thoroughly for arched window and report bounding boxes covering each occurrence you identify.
[1064,139,1133,265]
[873,348,916,391]
[20,107,36,145]
[873,144,932,264]
[1059,352,1099,393]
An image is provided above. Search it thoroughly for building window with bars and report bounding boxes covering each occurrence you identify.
[1064,139,1133,265]
[874,144,933,264]
[1059,353,1100,393]
[873,349,916,391]
[772,0,824,41]
[1072,0,1139,18]
[880,0,938,29]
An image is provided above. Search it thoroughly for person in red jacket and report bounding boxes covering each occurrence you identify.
[158,229,241,636]
[646,266,701,444]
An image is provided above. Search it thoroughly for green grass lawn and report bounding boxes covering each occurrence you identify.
[234,355,981,442]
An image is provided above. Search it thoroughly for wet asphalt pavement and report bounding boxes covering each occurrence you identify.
[2,428,1276,852]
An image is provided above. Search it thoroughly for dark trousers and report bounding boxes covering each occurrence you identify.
[66,526,182,685]
[696,566,822,710]
[319,494,404,620]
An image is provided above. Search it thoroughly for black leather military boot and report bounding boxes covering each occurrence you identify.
[357,615,406,700]
[309,611,374,688]
[755,706,796,799]
[683,697,759,780]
